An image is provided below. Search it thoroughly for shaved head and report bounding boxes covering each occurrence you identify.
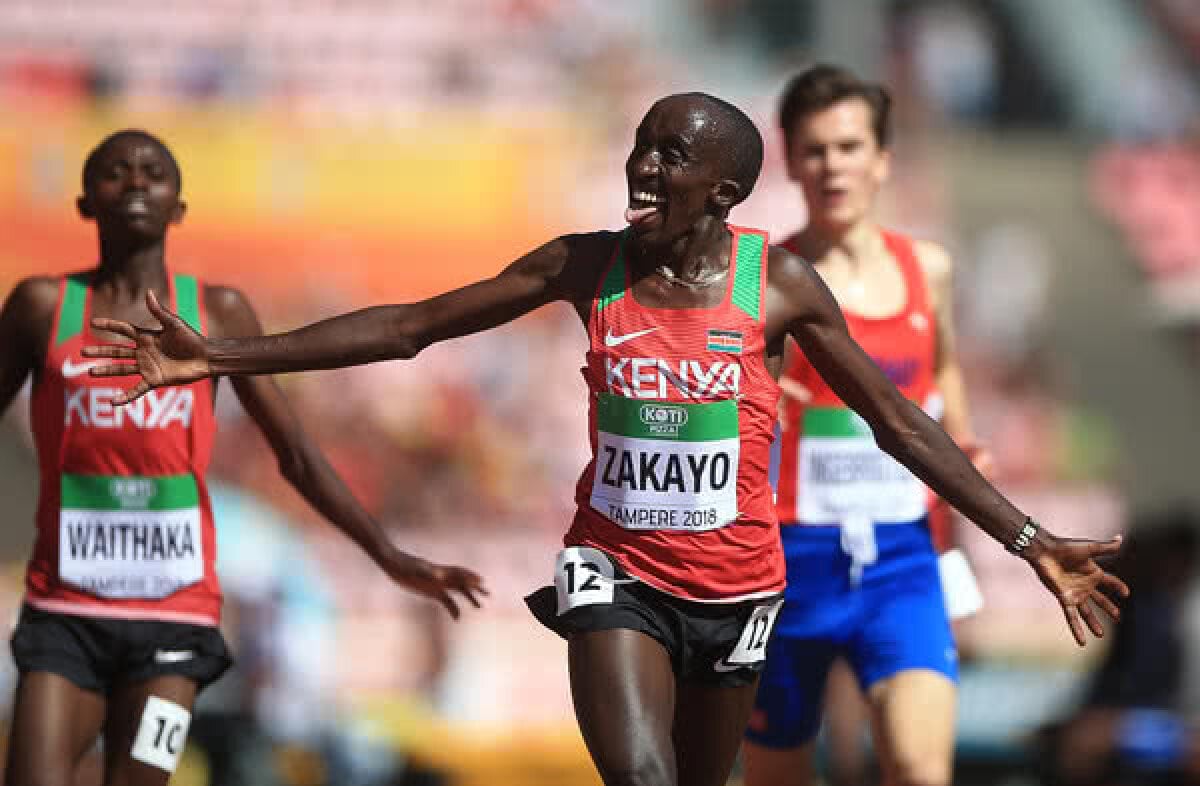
[649,93,764,206]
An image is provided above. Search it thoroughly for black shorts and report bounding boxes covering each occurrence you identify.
[10,604,233,695]
[525,546,783,688]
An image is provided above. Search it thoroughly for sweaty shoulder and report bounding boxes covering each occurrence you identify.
[763,244,844,341]
[4,275,61,349]
[6,275,60,319]
[202,283,261,339]
[536,230,623,305]
[766,243,815,287]
[765,244,828,310]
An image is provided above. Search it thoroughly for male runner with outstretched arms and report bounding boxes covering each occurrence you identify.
[85,97,1126,786]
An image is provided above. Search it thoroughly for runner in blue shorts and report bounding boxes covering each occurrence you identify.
[745,65,993,786]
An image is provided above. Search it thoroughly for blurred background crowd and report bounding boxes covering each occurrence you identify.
[1,1,1200,784]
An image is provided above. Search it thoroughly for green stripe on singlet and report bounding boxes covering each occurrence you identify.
[802,407,875,439]
[731,231,764,321]
[173,273,202,334]
[597,393,738,442]
[596,236,627,313]
[61,473,199,511]
[55,275,89,345]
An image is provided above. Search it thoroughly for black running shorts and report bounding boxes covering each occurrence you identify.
[526,545,783,688]
[10,604,232,694]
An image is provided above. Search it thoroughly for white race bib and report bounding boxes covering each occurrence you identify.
[58,473,204,600]
[590,394,739,531]
[795,406,928,524]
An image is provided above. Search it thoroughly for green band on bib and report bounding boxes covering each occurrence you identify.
[61,473,200,511]
[597,393,737,441]
[802,407,874,438]
[55,276,89,345]
[173,274,202,334]
[731,232,763,321]
[597,240,627,313]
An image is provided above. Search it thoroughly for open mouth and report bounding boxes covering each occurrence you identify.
[625,191,666,228]
[122,196,150,216]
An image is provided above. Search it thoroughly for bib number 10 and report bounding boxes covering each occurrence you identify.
[131,696,191,773]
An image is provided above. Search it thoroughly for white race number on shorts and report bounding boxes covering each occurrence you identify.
[717,598,783,671]
[938,547,984,621]
[131,696,191,773]
[554,546,618,615]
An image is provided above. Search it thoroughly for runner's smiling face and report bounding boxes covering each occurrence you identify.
[625,99,731,245]
[78,136,185,240]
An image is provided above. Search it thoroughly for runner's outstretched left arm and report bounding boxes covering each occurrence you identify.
[765,246,1127,645]
[83,234,603,403]
[207,285,487,618]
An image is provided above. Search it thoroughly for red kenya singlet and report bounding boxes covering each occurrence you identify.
[568,227,784,602]
[26,273,221,626]
[775,231,939,526]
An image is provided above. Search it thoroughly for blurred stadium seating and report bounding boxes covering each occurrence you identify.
[1,2,1199,784]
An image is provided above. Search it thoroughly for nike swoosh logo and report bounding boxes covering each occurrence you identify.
[62,358,102,378]
[713,656,755,673]
[604,327,660,347]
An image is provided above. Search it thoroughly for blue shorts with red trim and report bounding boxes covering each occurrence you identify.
[745,520,957,749]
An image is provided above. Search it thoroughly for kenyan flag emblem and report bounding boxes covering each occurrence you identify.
[706,329,743,353]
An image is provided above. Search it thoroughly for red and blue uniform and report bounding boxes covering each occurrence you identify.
[749,231,957,748]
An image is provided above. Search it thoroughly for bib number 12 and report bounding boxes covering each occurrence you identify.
[723,598,783,668]
[554,546,617,614]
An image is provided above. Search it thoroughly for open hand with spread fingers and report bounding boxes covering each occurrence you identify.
[83,290,212,404]
[1027,533,1129,646]
[380,550,490,619]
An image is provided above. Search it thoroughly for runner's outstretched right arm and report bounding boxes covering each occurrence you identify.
[83,233,607,403]
[207,284,488,617]
[0,278,59,416]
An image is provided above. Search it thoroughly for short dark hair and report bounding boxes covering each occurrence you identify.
[778,65,892,151]
[82,130,182,192]
[667,92,764,205]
